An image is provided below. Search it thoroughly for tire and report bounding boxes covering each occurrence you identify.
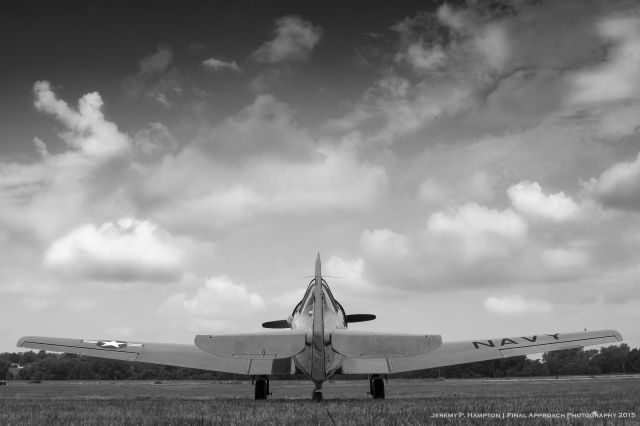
[372,377,385,399]
[255,379,268,400]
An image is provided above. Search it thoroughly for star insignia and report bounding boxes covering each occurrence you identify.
[97,340,127,349]
[81,339,143,348]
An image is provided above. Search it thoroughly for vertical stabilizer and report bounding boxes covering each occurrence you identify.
[315,252,321,277]
[311,253,325,382]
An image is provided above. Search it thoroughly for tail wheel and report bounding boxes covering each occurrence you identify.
[254,377,269,400]
[371,377,385,399]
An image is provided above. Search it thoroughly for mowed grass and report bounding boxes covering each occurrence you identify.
[1,377,639,425]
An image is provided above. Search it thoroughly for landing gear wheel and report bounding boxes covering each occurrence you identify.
[312,383,323,401]
[369,375,385,399]
[254,376,269,400]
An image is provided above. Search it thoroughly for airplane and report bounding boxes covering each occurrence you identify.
[18,254,622,401]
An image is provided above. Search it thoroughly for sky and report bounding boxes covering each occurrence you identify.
[1,0,640,353]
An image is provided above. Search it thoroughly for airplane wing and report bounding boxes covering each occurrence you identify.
[340,329,623,374]
[16,335,298,375]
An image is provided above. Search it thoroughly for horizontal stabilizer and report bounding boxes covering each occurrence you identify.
[346,314,376,323]
[261,320,290,329]
[331,330,442,359]
[194,330,307,359]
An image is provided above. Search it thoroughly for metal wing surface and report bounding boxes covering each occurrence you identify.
[341,329,623,374]
[16,335,297,375]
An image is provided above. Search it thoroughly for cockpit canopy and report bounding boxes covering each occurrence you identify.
[293,279,346,318]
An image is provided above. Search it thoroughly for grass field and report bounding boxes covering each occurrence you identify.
[1,376,639,425]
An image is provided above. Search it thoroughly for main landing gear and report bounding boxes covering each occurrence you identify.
[369,374,385,399]
[312,382,323,401]
[254,376,270,400]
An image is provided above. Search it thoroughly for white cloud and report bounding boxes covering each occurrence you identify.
[427,203,527,239]
[418,171,495,205]
[163,276,264,321]
[66,298,98,311]
[44,218,183,282]
[541,247,589,269]
[205,94,314,159]
[144,126,387,234]
[202,57,241,72]
[426,203,527,264]
[252,16,322,63]
[473,24,509,72]
[33,81,130,160]
[361,229,410,260]
[175,145,383,230]
[508,181,580,222]
[324,256,366,284]
[594,151,640,211]
[570,16,640,105]
[0,83,136,240]
[23,298,56,312]
[400,42,446,72]
[133,122,178,158]
[484,295,551,315]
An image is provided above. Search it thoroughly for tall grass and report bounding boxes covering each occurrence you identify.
[0,377,638,425]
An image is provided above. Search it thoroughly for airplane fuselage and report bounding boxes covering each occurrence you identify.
[290,255,346,384]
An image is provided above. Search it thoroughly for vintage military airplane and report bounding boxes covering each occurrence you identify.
[18,254,622,400]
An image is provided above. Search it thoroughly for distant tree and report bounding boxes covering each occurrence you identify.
[543,348,598,376]
[626,348,640,373]
[592,344,630,374]
[19,351,37,365]
[0,359,9,380]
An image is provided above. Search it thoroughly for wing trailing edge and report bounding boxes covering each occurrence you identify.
[194,330,307,359]
[331,330,442,359]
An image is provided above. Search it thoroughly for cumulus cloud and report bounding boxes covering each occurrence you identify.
[138,97,388,234]
[355,178,619,291]
[484,295,551,315]
[252,16,322,63]
[0,82,134,240]
[146,140,388,234]
[44,218,183,282]
[426,203,527,264]
[361,229,410,260]
[508,181,580,222]
[33,81,130,160]
[594,151,640,211]
[160,276,265,331]
[202,57,241,72]
[182,276,264,316]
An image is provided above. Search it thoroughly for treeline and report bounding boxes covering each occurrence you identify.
[1,344,639,381]
[396,344,640,379]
